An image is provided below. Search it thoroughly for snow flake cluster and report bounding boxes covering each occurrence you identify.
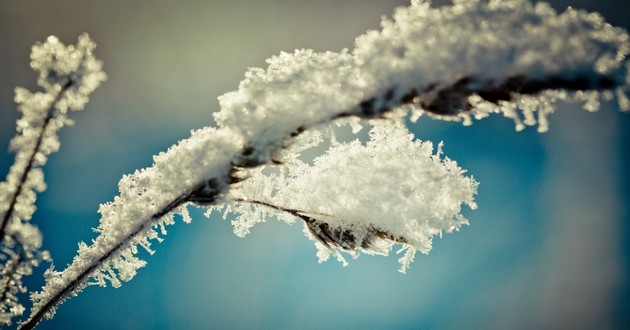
[30,34,106,110]
[224,122,477,272]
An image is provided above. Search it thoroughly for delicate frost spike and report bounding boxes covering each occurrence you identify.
[0,34,104,327]
[227,122,478,272]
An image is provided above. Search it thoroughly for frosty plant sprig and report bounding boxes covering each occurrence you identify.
[1,0,626,328]
[0,34,106,326]
[0,34,106,327]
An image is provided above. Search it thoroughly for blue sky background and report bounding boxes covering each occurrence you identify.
[1,1,629,329]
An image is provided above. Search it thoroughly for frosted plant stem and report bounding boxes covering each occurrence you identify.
[333,73,619,119]
[20,196,184,330]
[21,235,130,330]
[0,80,73,241]
[22,176,220,329]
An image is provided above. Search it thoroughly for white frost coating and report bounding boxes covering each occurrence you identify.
[1,34,106,239]
[26,0,630,326]
[30,34,107,108]
[29,127,243,319]
[215,0,629,161]
[0,34,105,326]
[356,0,627,85]
[214,49,362,164]
[224,122,477,272]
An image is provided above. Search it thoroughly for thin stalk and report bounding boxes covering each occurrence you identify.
[0,81,73,241]
[18,189,193,330]
[233,198,323,221]
[233,198,407,250]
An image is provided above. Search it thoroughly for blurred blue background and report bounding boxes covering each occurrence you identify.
[1,0,629,329]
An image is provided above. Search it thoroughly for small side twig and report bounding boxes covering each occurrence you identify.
[232,198,408,251]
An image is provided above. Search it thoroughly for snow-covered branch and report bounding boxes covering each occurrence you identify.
[20,0,630,328]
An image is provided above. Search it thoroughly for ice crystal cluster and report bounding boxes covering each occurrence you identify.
[0,34,105,326]
[19,0,630,328]
[224,122,477,272]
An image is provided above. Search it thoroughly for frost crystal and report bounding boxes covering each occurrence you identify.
[225,122,477,272]
[30,34,107,110]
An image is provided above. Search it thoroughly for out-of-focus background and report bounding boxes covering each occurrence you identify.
[1,0,629,329]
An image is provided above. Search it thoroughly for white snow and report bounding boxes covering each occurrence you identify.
[224,122,478,272]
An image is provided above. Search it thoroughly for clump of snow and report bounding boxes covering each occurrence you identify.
[215,0,629,165]
[214,49,361,165]
[30,34,106,111]
[224,122,478,272]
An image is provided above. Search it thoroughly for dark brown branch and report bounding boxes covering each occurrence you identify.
[331,73,620,121]
[233,199,408,251]
[417,74,617,115]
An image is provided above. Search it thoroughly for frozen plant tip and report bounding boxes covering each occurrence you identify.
[1,34,106,240]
